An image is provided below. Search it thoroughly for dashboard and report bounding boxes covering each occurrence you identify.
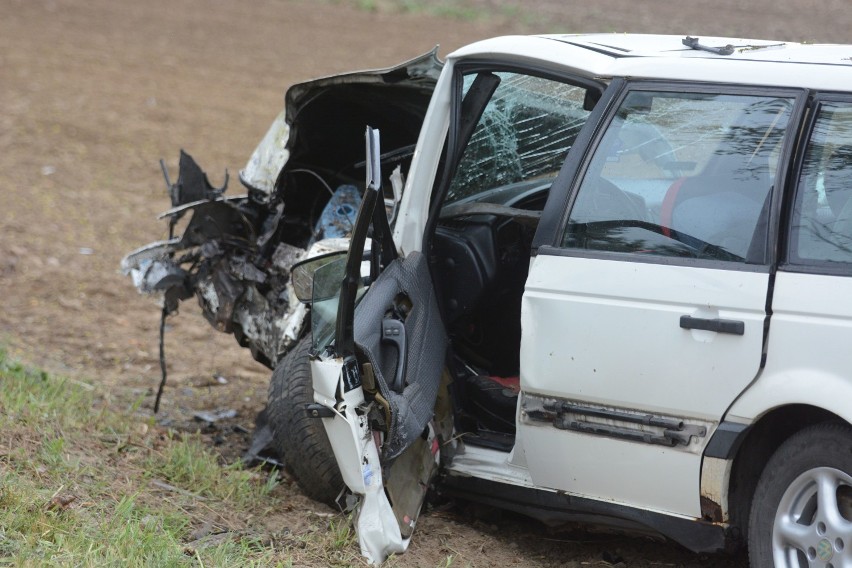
[434,181,549,320]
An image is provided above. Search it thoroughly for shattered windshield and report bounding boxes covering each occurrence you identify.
[446,72,592,204]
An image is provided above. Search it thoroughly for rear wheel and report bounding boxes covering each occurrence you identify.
[267,336,344,505]
[748,422,852,567]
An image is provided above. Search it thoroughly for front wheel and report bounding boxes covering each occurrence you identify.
[267,336,344,505]
[749,422,852,567]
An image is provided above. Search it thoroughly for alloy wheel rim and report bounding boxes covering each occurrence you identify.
[773,466,852,567]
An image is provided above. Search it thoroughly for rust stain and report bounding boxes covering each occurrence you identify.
[700,495,723,523]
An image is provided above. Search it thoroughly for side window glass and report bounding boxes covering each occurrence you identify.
[562,91,794,263]
[446,72,592,204]
[790,102,852,266]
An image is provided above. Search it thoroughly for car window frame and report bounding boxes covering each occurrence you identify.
[423,59,608,250]
[537,80,808,274]
[781,92,852,277]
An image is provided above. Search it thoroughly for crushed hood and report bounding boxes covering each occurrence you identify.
[241,48,442,201]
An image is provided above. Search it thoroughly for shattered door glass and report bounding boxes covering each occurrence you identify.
[447,72,591,203]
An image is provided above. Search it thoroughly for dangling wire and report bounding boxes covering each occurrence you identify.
[154,304,168,413]
[153,172,178,414]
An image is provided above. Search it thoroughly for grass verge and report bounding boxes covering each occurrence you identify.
[0,351,364,567]
[328,0,548,29]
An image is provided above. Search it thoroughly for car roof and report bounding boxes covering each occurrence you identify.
[447,34,852,91]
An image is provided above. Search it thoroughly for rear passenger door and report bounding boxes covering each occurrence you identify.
[519,83,804,518]
[769,96,852,411]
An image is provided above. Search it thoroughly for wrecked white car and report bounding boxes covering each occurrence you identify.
[289,34,852,568]
[127,33,852,568]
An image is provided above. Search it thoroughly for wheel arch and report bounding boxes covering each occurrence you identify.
[724,404,841,543]
[726,368,852,427]
[717,367,852,539]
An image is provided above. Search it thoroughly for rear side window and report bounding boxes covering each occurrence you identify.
[562,90,794,264]
[789,101,852,266]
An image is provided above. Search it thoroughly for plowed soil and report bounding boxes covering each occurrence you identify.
[1,1,841,565]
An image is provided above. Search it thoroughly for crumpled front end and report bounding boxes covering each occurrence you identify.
[121,149,357,368]
[122,48,441,369]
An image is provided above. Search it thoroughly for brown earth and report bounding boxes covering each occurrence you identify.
[1,0,844,565]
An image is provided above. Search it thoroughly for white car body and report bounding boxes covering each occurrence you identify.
[307,34,852,565]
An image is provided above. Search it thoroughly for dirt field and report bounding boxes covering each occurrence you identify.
[1,0,845,565]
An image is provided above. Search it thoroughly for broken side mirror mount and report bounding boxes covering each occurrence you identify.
[306,252,350,355]
[295,245,374,354]
[291,248,374,304]
[292,250,348,354]
[291,251,349,303]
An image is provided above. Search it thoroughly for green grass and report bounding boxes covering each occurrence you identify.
[399,0,482,22]
[0,352,485,566]
[0,351,294,567]
[326,0,548,28]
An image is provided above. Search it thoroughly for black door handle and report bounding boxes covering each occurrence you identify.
[679,315,744,335]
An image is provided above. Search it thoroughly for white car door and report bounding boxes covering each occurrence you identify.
[519,84,804,517]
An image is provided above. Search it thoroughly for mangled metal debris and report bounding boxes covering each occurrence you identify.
[193,408,238,424]
[123,50,443,409]
[121,152,348,371]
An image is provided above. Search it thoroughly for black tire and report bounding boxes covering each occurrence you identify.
[748,422,852,567]
[267,336,344,505]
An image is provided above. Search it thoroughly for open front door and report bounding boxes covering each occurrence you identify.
[519,85,802,517]
[307,127,447,563]
[313,58,607,562]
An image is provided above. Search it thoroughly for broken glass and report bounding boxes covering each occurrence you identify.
[447,72,591,204]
